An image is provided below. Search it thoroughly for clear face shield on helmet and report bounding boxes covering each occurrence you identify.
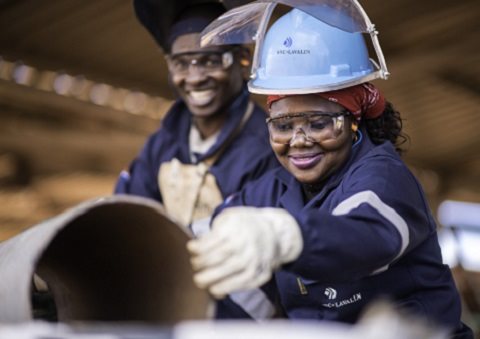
[200,0,389,94]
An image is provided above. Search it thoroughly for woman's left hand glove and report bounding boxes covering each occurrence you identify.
[187,207,303,298]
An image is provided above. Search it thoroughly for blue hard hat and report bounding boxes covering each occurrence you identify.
[249,8,380,94]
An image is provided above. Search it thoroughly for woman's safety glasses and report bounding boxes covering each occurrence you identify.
[166,50,234,75]
[266,111,349,145]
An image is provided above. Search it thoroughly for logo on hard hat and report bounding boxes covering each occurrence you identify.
[283,37,293,48]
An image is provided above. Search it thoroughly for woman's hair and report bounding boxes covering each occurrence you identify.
[363,101,409,155]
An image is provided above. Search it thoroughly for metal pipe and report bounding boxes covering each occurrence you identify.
[0,195,212,323]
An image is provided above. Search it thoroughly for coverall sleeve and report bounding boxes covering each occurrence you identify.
[286,156,436,283]
[113,134,162,202]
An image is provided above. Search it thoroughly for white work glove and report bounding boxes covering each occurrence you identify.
[187,206,303,298]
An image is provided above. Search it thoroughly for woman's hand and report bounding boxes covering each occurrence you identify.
[187,207,303,298]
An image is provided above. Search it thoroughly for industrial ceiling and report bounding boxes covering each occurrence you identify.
[0,0,479,236]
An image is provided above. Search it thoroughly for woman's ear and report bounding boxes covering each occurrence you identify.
[351,122,359,133]
[351,121,359,142]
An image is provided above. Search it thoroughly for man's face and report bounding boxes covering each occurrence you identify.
[168,33,245,118]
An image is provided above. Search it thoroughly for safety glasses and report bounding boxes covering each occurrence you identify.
[165,50,234,75]
[266,111,349,144]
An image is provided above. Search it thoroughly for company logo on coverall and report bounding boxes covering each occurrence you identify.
[322,287,362,308]
[277,36,311,55]
[324,287,337,300]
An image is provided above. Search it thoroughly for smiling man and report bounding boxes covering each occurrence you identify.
[114,1,280,320]
[187,6,473,338]
[166,29,245,137]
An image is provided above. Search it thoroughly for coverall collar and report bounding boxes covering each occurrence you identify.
[162,85,251,164]
[279,128,377,212]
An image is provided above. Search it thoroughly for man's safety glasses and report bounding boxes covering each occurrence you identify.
[166,50,234,75]
[266,112,349,145]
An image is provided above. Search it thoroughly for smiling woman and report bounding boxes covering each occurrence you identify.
[267,95,353,186]
[187,4,474,338]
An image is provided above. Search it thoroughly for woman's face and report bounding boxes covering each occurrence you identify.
[269,95,355,185]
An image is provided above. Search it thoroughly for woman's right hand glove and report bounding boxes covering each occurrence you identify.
[187,207,303,298]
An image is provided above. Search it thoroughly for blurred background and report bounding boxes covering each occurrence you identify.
[0,0,479,332]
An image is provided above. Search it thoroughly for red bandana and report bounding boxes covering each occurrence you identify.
[266,83,386,120]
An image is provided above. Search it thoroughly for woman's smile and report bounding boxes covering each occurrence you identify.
[289,152,323,170]
[269,95,353,185]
